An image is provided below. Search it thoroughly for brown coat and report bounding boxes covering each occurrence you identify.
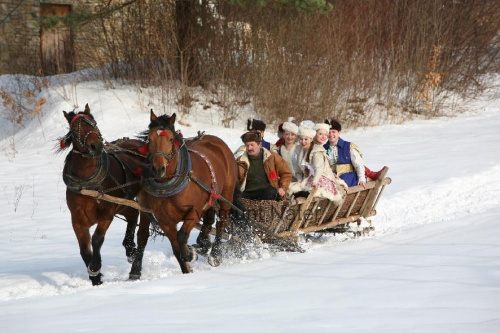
[237,148,292,194]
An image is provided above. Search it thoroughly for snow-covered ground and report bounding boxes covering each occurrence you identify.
[1,76,499,332]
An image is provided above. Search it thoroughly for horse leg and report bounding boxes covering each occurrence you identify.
[87,220,112,285]
[129,211,151,280]
[208,203,230,267]
[196,208,214,254]
[72,222,93,276]
[160,223,193,274]
[178,209,199,264]
[178,229,198,263]
[122,209,139,263]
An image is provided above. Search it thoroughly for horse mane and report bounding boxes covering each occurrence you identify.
[54,111,97,154]
[137,114,177,142]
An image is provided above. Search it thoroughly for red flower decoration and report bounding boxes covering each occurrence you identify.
[268,170,278,181]
[159,130,167,136]
[174,140,180,149]
[138,144,149,155]
[60,139,66,149]
[133,167,143,176]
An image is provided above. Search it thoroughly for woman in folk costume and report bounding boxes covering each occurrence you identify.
[287,121,347,203]
[276,117,302,181]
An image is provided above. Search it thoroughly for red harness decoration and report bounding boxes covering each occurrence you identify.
[133,167,143,176]
[188,148,220,207]
[70,113,91,125]
[138,144,149,155]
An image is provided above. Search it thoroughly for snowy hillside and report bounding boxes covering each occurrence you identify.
[0,77,499,332]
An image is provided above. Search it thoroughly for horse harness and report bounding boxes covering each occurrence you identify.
[69,114,103,158]
[142,133,221,209]
[64,118,143,199]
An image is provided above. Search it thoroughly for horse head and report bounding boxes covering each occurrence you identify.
[62,104,104,157]
[147,110,179,180]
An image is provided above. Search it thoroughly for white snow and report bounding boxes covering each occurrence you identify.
[1,75,499,332]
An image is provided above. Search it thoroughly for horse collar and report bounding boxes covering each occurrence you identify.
[142,144,192,197]
[63,150,110,192]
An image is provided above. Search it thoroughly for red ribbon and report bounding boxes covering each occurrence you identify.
[208,190,220,207]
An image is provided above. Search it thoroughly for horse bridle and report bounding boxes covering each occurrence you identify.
[147,129,179,168]
[70,114,103,157]
[143,128,191,197]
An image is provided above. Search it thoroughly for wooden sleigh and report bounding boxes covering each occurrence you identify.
[238,166,391,242]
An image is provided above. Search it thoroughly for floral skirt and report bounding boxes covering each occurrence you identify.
[305,175,338,196]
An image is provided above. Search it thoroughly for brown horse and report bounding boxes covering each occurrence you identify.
[138,110,241,273]
[60,104,150,285]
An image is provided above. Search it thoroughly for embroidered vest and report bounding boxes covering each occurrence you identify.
[324,138,358,187]
[262,139,271,151]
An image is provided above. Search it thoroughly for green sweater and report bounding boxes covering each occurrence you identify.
[245,150,270,192]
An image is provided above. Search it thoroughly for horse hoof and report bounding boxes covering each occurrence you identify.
[188,246,198,263]
[195,238,211,255]
[129,273,141,280]
[89,273,103,286]
[192,243,210,255]
[127,248,138,263]
[208,254,222,267]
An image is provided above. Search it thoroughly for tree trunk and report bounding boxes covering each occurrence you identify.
[175,0,199,86]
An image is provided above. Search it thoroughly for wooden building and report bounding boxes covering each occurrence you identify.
[0,1,101,76]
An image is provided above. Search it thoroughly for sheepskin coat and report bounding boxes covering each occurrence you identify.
[237,148,292,193]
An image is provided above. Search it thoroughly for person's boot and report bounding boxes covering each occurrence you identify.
[365,166,383,180]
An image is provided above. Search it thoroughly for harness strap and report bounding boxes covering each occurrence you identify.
[188,148,220,207]
[107,151,136,199]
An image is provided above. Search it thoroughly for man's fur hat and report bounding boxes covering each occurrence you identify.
[241,131,262,144]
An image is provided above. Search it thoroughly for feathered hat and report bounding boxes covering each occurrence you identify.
[247,117,266,131]
[325,118,342,131]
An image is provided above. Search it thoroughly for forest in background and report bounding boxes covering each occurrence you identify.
[3,0,500,128]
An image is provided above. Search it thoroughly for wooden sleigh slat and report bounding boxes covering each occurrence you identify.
[238,167,391,242]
